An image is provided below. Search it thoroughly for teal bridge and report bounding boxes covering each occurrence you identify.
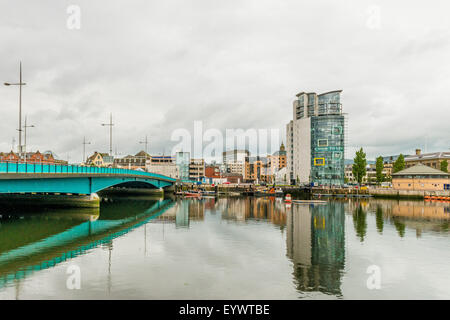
[0,162,176,195]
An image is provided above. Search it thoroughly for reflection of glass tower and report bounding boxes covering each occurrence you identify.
[286,203,345,295]
[286,91,346,185]
[175,201,190,228]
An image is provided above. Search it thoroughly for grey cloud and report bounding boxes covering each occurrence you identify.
[0,0,449,162]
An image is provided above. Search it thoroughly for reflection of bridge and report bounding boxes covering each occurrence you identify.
[0,162,176,195]
[0,199,175,288]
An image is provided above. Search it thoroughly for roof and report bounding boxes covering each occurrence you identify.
[135,150,150,158]
[273,150,286,156]
[392,163,450,176]
[317,90,343,96]
[405,151,450,162]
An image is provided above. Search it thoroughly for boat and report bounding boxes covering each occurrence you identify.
[183,191,202,198]
[292,200,327,204]
[254,187,284,197]
[201,190,216,196]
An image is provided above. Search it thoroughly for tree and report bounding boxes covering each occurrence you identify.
[441,160,448,173]
[352,148,367,185]
[375,156,384,185]
[392,154,405,173]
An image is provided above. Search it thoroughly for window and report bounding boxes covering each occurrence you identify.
[332,126,342,134]
[314,158,325,166]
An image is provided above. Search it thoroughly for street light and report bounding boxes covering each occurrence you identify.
[4,61,26,160]
[23,115,35,162]
[101,113,114,156]
[139,135,149,154]
[82,136,91,164]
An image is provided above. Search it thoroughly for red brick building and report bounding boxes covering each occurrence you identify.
[0,150,65,164]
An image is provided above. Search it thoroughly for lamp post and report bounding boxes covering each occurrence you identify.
[101,113,114,156]
[23,116,35,161]
[4,62,26,160]
[139,135,149,154]
[82,136,91,164]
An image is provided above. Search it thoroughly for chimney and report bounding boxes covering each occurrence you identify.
[415,149,421,155]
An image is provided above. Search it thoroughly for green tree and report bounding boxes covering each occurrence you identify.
[375,156,384,185]
[352,148,367,185]
[440,160,448,173]
[393,154,405,173]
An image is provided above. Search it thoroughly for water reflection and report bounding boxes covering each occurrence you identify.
[0,196,448,299]
[0,197,174,288]
[348,199,450,237]
[219,197,286,228]
[287,203,345,296]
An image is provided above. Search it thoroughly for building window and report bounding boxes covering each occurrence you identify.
[314,158,325,166]
[332,126,342,134]
[318,139,328,147]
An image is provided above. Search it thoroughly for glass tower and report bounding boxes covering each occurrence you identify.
[287,90,346,186]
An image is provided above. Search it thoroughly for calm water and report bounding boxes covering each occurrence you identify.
[0,196,449,299]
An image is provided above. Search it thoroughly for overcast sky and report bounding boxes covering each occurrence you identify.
[0,0,449,163]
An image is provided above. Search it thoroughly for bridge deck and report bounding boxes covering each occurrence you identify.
[0,162,176,183]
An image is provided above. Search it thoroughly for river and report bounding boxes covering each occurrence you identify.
[0,196,448,299]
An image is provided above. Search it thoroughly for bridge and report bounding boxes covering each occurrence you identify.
[0,162,176,195]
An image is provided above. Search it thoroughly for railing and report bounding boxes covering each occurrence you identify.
[0,161,176,182]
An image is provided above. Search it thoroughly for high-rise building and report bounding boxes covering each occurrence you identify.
[286,91,346,186]
[176,151,191,181]
[189,158,205,182]
[222,149,249,176]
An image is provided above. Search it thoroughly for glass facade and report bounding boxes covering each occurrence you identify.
[176,152,190,181]
[310,115,345,186]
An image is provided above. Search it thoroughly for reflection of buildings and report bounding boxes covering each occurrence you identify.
[219,198,286,228]
[362,199,450,236]
[286,203,345,295]
[165,200,205,228]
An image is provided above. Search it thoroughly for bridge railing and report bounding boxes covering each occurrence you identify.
[0,162,176,182]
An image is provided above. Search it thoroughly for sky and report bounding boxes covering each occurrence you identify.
[0,0,449,163]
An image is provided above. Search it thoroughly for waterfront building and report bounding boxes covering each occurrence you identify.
[205,165,221,179]
[176,151,191,181]
[405,149,450,171]
[244,156,266,183]
[222,150,249,176]
[86,152,115,167]
[0,150,66,165]
[267,142,287,172]
[345,163,377,184]
[145,156,179,179]
[286,91,346,186]
[189,158,205,182]
[221,172,243,184]
[392,163,450,191]
[114,150,150,170]
[86,152,107,167]
[274,166,288,185]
